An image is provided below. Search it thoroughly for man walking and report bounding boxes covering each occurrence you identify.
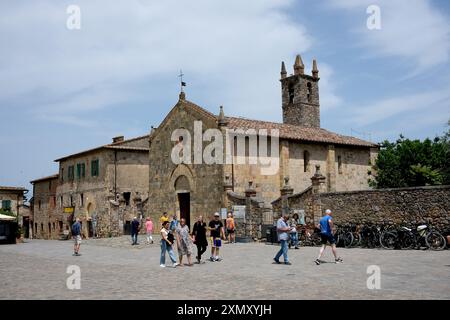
[273,213,292,265]
[192,215,208,264]
[226,212,236,244]
[208,212,225,262]
[131,217,140,246]
[315,209,343,265]
[72,218,82,256]
[145,217,154,244]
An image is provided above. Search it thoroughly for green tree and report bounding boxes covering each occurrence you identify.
[369,126,450,188]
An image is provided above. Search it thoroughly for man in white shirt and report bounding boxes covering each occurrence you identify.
[273,213,292,265]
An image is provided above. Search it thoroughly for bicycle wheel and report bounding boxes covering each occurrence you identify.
[344,232,354,248]
[400,232,416,250]
[352,232,361,247]
[381,231,397,250]
[426,231,447,251]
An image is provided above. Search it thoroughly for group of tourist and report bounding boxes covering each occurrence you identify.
[157,211,236,268]
[70,208,342,267]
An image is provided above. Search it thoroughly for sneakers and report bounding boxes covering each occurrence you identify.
[214,257,222,262]
[209,257,215,262]
[173,263,180,268]
[335,257,343,264]
[160,264,166,268]
[314,259,321,265]
[273,258,281,264]
[284,262,292,265]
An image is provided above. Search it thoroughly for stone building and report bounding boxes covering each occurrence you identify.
[31,135,150,239]
[147,55,378,230]
[0,186,28,217]
[53,135,150,238]
[30,174,60,239]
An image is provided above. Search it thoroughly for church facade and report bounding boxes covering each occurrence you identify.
[147,55,378,228]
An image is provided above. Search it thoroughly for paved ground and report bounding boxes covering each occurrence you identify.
[1,237,449,300]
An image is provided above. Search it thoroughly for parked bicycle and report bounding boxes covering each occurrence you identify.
[380,224,446,251]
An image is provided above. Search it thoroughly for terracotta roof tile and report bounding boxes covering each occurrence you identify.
[0,186,28,192]
[226,116,377,147]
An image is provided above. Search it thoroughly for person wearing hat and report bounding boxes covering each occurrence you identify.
[208,212,225,262]
[315,209,343,265]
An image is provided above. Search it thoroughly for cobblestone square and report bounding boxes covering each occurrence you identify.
[1,238,449,300]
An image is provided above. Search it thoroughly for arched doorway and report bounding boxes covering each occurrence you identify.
[175,175,191,228]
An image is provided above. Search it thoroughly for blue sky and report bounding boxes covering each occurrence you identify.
[1,0,449,193]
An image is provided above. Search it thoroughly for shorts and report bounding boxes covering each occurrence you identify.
[227,229,235,234]
[320,234,336,245]
[73,235,82,245]
[210,237,222,248]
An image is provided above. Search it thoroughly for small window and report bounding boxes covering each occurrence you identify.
[38,200,42,210]
[80,194,84,207]
[2,200,11,210]
[60,196,63,208]
[288,84,295,103]
[91,160,100,177]
[338,156,343,174]
[61,168,64,182]
[68,166,75,181]
[49,180,52,191]
[303,150,310,173]
[307,82,312,102]
[82,163,86,178]
[123,192,131,206]
[70,196,73,207]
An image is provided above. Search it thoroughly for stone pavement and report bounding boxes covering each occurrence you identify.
[0,237,449,300]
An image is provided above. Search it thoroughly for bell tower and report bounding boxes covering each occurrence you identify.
[280,54,320,128]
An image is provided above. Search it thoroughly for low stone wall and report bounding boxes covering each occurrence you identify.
[319,186,450,230]
[275,185,450,232]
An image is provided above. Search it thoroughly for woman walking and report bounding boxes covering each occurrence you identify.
[192,216,208,264]
[176,218,195,266]
[160,221,179,268]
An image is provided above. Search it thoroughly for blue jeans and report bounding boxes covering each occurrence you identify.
[160,240,177,265]
[275,240,289,262]
[131,233,138,244]
[290,232,299,247]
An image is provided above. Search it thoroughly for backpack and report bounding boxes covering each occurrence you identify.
[72,222,80,235]
[167,231,175,243]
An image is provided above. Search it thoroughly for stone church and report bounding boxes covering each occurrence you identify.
[147,55,378,228]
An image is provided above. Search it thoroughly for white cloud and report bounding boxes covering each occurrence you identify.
[328,0,450,74]
[348,88,450,127]
[0,0,316,125]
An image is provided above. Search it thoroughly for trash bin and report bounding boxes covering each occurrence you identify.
[271,226,279,244]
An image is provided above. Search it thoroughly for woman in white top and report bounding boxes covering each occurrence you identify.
[160,221,179,268]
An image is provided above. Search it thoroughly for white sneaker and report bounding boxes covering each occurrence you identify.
[173,263,180,268]
[160,264,166,268]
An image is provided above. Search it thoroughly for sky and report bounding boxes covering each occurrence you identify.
[1,0,449,193]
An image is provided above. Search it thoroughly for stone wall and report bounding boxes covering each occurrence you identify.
[319,186,450,230]
[273,176,450,232]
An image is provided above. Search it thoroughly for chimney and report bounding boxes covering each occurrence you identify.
[112,136,124,144]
